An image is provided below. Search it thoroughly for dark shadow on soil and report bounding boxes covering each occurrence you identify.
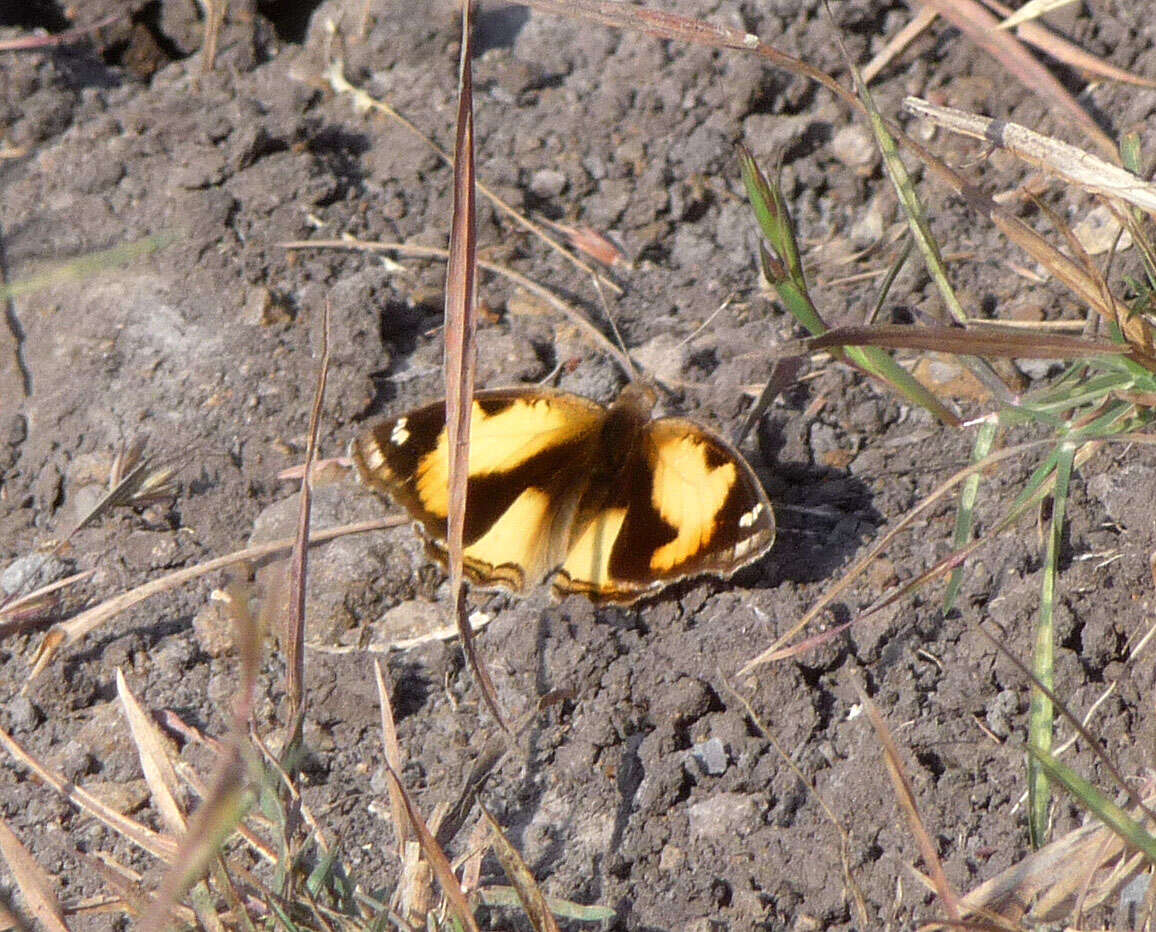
[257,0,326,44]
[474,4,531,55]
[1,0,69,29]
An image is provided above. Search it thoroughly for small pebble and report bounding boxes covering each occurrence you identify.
[1,552,71,598]
[1016,358,1060,381]
[529,168,567,199]
[7,694,41,731]
[687,791,758,839]
[689,737,728,776]
[830,124,878,175]
[658,844,685,871]
[984,689,1020,739]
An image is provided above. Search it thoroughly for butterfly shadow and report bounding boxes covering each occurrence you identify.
[758,454,882,591]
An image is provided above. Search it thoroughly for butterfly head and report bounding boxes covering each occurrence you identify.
[611,381,658,417]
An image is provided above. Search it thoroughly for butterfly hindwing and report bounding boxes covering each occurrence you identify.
[553,416,775,603]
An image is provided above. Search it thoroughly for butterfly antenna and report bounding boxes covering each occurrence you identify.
[677,292,736,349]
[591,272,639,383]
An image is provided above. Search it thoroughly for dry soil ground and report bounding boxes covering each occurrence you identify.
[2,1,1156,929]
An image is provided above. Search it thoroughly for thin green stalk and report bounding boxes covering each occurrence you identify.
[1027,441,1074,847]
[944,417,998,613]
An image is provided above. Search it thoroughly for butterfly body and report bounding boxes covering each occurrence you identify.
[350,384,775,604]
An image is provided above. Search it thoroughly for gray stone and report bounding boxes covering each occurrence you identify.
[529,168,567,199]
[687,791,759,840]
[689,737,729,776]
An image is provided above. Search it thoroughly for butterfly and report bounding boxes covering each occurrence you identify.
[349,383,775,605]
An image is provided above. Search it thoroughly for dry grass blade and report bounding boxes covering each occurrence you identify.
[0,901,33,932]
[373,659,409,857]
[740,439,1057,674]
[444,0,506,731]
[396,839,435,924]
[379,762,481,932]
[956,789,1156,922]
[995,0,1076,28]
[141,580,265,929]
[733,355,806,447]
[848,51,1017,406]
[910,0,1116,158]
[459,821,488,903]
[535,218,628,268]
[750,431,1118,669]
[977,623,1156,824]
[0,817,68,932]
[861,6,938,84]
[61,441,177,539]
[854,682,960,924]
[0,570,93,631]
[116,668,187,836]
[24,516,395,683]
[200,0,223,72]
[526,0,1150,362]
[0,726,178,862]
[285,301,331,729]
[224,582,265,731]
[900,126,1155,356]
[309,609,494,654]
[0,13,118,51]
[280,237,633,375]
[84,854,164,921]
[526,0,761,50]
[750,619,855,663]
[905,98,1156,212]
[434,739,506,851]
[444,0,478,637]
[808,323,1131,358]
[481,803,561,932]
[137,744,251,932]
[523,0,860,114]
[982,0,1156,87]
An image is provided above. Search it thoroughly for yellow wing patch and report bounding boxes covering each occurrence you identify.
[648,433,737,571]
[463,487,556,583]
[559,507,628,588]
[414,397,598,517]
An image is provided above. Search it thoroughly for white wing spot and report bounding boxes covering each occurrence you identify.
[365,446,386,470]
[739,502,763,528]
[733,535,757,558]
[391,418,411,446]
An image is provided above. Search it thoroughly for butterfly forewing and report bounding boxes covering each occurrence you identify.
[351,388,606,592]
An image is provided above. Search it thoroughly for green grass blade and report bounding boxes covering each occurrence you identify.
[1027,742,1156,862]
[741,149,961,427]
[0,234,175,301]
[757,243,830,338]
[847,56,1012,405]
[943,416,999,613]
[843,345,962,427]
[993,445,1063,532]
[1121,131,1143,175]
[1027,441,1074,847]
[740,147,804,286]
